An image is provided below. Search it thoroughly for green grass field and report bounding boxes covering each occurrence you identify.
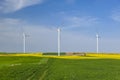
[0,56,120,80]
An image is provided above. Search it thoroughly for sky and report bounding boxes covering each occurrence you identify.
[1,0,120,53]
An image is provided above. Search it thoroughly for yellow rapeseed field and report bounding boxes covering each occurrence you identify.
[1,53,120,59]
[0,53,43,57]
[87,53,120,59]
[42,53,120,59]
[11,53,43,57]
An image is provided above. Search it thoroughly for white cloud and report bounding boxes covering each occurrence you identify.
[0,18,23,26]
[0,18,24,33]
[0,0,43,13]
[0,18,25,40]
[0,18,24,52]
[0,17,97,52]
[1,17,120,52]
[66,0,76,4]
[111,8,120,22]
[63,16,98,29]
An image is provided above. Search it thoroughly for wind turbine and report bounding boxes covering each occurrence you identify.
[56,26,75,56]
[23,32,26,53]
[23,32,29,53]
[56,25,78,56]
[57,28,61,56]
[96,34,99,53]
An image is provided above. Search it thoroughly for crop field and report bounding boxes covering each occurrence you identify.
[0,53,120,80]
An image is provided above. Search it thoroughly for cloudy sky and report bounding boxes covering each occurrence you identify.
[1,0,120,53]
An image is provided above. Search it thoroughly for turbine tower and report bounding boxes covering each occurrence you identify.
[96,34,99,53]
[23,32,29,53]
[23,32,26,53]
[57,28,61,56]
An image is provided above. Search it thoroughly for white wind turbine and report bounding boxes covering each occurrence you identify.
[23,32,29,53]
[56,24,81,56]
[57,28,61,56]
[23,32,26,53]
[57,26,73,56]
[96,33,100,53]
[57,25,76,56]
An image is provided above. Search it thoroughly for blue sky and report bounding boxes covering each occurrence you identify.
[1,0,120,52]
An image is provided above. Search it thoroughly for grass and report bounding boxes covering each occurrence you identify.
[43,59,120,80]
[0,56,50,80]
[0,53,120,79]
